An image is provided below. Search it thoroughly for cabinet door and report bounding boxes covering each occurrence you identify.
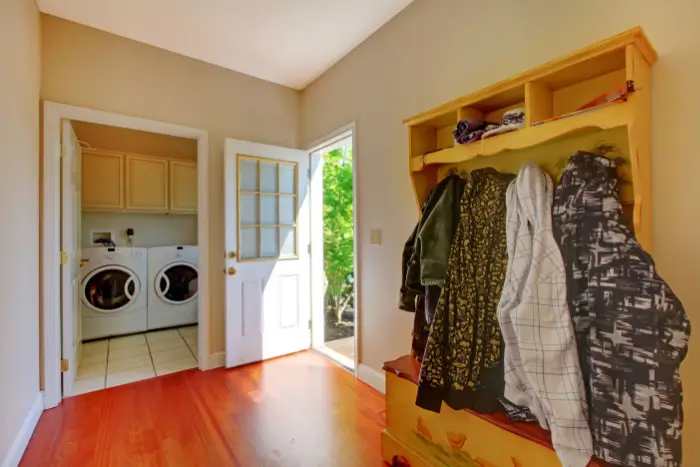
[126,155,168,211]
[82,151,124,209]
[169,160,197,212]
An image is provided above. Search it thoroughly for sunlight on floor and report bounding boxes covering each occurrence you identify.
[324,336,354,361]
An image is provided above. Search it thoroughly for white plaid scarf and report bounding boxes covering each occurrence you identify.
[497,163,593,467]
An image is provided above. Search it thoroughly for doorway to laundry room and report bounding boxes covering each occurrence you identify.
[62,120,201,397]
[309,130,356,371]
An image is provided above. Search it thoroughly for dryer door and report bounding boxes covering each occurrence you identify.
[82,265,141,313]
[156,261,199,305]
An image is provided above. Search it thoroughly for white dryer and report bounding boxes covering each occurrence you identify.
[81,247,148,340]
[147,246,199,330]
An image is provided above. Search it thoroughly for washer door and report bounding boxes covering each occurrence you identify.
[156,261,199,305]
[82,265,141,313]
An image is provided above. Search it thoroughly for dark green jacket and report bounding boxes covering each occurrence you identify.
[399,174,465,312]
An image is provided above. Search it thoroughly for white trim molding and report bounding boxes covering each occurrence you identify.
[1,392,43,467]
[207,352,226,369]
[42,101,211,408]
[357,363,386,394]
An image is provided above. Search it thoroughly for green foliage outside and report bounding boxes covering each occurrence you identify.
[323,146,354,323]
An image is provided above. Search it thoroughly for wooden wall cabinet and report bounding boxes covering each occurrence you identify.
[169,160,197,213]
[125,155,169,211]
[82,151,197,214]
[81,151,124,210]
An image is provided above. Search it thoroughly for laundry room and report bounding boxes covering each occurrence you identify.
[67,120,200,396]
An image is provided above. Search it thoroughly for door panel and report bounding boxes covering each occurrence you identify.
[126,155,168,210]
[61,120,82,397]
[81,151,124,209]
[278,275,299,328]
[169,160,197,212]
[225,139,310,368]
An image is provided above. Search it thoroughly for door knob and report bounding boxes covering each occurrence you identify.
[228,251,237,259]
[227,267,237,275]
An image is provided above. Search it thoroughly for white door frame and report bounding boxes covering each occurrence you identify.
[306,123,359,374]
[42,101,211,409]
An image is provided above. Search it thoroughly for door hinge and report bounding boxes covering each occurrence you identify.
[307,244,311,254]
[308,319,312,330]
[60,251,69,265]
[308,168,311,179]
[60,359,69,372]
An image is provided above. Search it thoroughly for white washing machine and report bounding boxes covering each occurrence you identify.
[81,247,148,340]
[147,246,199,330]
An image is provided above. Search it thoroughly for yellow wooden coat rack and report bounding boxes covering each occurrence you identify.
[383,27,656,467]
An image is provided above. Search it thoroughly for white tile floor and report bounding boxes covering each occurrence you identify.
[71,325,198,397]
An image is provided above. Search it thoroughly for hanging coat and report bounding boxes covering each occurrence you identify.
[552,152,690,467]
[498,163,592,467]
[399,174,465,360]
[416,168,514,413]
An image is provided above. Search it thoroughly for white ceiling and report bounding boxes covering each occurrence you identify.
[38,0,414,89]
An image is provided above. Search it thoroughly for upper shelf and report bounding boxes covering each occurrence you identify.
[410,100,629,172]
[404,27,655,128]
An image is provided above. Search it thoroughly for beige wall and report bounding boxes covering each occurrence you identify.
[81,212,197,248]
[0,0,41,461]
[301,0,700,461]
[41,14,300,353]
[72,121,197,161]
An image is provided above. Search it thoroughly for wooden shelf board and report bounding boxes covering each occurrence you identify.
[411,101,630,172]
[404,26,654,127]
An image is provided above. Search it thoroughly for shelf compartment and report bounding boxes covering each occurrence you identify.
[410,100,630,171]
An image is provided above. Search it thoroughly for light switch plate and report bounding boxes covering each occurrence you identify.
[370,229,382,245]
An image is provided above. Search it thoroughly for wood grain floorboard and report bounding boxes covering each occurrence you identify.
[22,351,387,467]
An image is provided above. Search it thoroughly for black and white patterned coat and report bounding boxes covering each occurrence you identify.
[552,152,690,467]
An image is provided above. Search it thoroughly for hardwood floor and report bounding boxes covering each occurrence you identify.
[22,351,387,467]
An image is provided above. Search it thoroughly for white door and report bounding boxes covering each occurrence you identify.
[225,139,311,367]
[61,120,82,396]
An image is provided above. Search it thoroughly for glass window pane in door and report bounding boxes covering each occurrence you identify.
[279,164,296,194]
[261,228,278,258]
[280,227,296,257]
[240,194,259,225]
[260,162,277,193]
[240,159,258,191]
[279,197,296,225]
[240,228,259,259]
[260,195,278,225]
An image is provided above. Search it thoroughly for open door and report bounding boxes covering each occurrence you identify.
[224,139,311,367]
[61,120,82,396]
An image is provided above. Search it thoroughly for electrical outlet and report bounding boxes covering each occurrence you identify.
[370,229,382,245]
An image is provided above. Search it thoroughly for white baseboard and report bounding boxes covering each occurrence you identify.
[357,363,386,394]
[2,392,43,467]
[206,352,226,369]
